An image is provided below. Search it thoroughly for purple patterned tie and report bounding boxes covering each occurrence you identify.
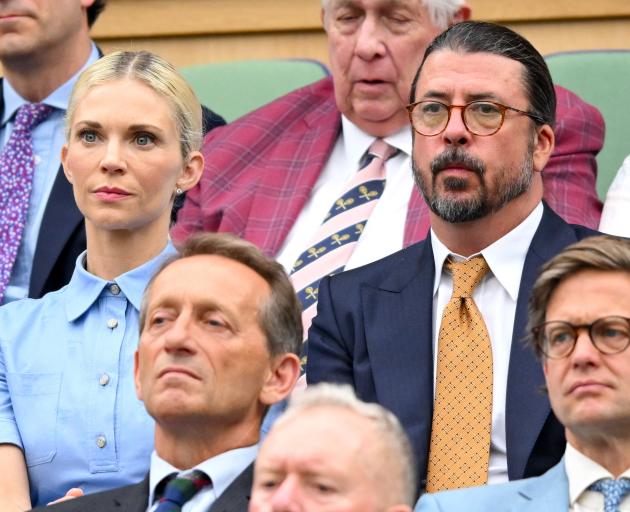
[0,103,53,301]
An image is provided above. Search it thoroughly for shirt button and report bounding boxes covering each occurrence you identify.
[99,373,110,386]
[107,318,118,329]
[109,284,121,295]
[33,155,41,165]
[96,435,107,449]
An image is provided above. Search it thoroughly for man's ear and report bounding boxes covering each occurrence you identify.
[452,4,472,24]
[61,144,73,184]
[532,124,555,173]
[260,353,301,406]
[134,350,144,402]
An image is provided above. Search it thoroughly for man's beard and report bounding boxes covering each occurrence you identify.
[412,142,535,223]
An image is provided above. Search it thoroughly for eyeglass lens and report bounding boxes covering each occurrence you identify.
[411,101,504,136]
[541,316,630,358]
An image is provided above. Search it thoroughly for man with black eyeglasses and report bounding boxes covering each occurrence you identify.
[416,235,630,511]
[308,21,600,497]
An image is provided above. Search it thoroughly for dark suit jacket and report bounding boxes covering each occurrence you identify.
[172,77,604,253]
[34,463,254,512]
[306,204,598,492]
[0,76,225,299]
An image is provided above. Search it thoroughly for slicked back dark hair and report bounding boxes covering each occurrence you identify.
[410,20,556,128]
[87,0,107,28]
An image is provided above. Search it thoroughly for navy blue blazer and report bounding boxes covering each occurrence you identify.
[307,203,597,491]
[0,74,225,298]
[35,463,254,512]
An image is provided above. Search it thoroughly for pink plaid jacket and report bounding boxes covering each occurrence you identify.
[172,78,604,254]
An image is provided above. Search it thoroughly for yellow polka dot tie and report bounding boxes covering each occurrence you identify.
[426,255,493,492]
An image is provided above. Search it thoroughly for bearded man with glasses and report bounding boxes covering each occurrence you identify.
[416,235,630,511]
[308,21,601,497]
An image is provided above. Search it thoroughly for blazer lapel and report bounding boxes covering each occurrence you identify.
[208,462,254,512]
[118,475,150,512]
[362,239,435,484]
[29,164,84,297]
[506,205,581,479]
[512,460,569,511]
[244,88,341,256]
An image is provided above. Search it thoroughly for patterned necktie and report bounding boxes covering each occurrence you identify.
[0,102,53,301]
[426,255,493,492]
[154,469,212,512]
[589,478,630,512]
[290,139,398,343]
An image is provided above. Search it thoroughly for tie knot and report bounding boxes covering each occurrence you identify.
[360,139,398,169]
[14,103,53,132]
[446,255,489,298]
[156,469,212,510]
[589,478,630,510]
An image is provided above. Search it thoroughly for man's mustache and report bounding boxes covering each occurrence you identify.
[430,148,485,177]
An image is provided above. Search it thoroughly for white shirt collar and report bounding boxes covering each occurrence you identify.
[148,444,258,507]
[565,442,630,506]
[340,114,412,168]
[431,202,544,300]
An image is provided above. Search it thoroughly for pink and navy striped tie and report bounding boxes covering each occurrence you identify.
[154,469,211,512]
[0,103,53,301]
[290,139,398,346]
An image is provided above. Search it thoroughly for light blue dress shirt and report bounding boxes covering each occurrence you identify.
[148,445,258,512]
[0,242,176,506]
[0,43,100,304]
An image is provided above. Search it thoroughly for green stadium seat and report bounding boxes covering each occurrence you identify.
[545,50,630,199]
[180,58,330,123]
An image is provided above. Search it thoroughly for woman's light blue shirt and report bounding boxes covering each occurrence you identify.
[0,243,176,506]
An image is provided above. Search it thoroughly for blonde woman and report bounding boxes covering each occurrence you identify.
[0,51,203,509]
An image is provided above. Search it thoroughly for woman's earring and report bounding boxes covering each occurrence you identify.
[175,187,183,195]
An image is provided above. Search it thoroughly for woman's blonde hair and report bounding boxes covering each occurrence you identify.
[66,50,202,158]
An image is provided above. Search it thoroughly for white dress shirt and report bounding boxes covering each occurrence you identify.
[566,442,630,511]
[600,154,630,237]
[430,202,544,484]
[147,445,257,512]
[276,115,415,273]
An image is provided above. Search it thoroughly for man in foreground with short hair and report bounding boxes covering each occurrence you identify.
[249,383,416,512]
[308,20,599,494]
[417,235,630,511]
[42,233,302,512]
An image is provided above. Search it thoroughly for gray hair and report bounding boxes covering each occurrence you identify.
[528,235,630,358]
[321,0,465,30]
[275,383,417,506]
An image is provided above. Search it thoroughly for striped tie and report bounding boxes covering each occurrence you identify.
[154,469,211,512]
[290,139,398,349]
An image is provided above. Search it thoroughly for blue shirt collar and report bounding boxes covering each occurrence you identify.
[1,42,100,125]
[64,241,178,322]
